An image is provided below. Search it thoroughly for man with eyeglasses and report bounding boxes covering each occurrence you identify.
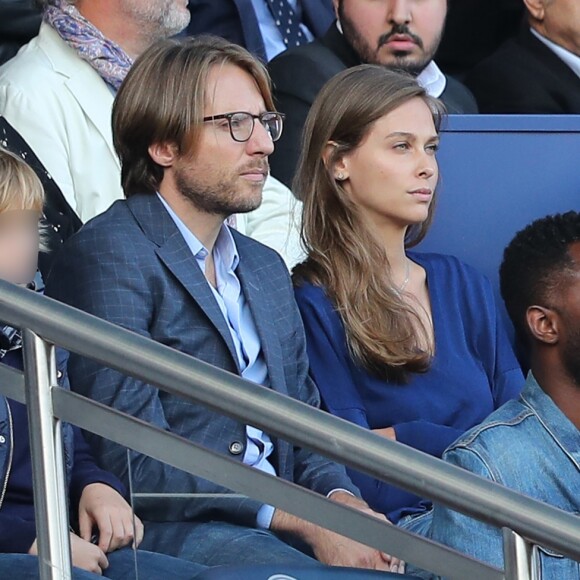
[0,0,302,270]
[46,36,403,573]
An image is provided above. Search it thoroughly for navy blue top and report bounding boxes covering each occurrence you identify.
[0,348,124,553]
[294,252,524,522]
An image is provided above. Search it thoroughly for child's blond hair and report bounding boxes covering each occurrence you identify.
[0,147,44,213]
[0,147,48,252]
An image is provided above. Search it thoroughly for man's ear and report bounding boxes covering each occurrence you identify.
[526,305,559,345]
[148,142,179,168]
[523,0,546,22]
[332,0,339,18]
[323,141,349,182]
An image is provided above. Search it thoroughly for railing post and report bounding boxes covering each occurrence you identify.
[22,330,72,579]
[503,528,536,580]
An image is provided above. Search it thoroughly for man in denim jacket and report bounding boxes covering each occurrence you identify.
[430,210,580,578]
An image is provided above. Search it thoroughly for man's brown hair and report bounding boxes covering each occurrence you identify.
[112,35,275,197]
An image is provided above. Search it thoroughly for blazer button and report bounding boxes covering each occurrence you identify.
[229,441,244,455]
[0,436,5,443]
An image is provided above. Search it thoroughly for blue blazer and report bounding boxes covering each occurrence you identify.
[45,193,358,526]
[186,0,335,61]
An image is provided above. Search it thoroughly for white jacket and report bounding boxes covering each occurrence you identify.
[0,23,120,221]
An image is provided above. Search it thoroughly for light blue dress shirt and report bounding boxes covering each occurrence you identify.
[158,194,276,527]
[251,0,314,61]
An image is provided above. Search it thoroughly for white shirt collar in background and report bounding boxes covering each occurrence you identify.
[530,27,580,80]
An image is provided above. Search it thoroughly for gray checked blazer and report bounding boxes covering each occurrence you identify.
[45,193,358,526]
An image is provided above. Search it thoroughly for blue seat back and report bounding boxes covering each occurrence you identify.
[418,115,580,293]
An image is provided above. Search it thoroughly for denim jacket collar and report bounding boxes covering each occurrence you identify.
[521,372,580,470]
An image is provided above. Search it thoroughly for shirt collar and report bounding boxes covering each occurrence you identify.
[214,222,240,273]
[530,27,580,79]
[522,372,580,466]
[334,21,446,98]
[156,193,239,271]
[416,60,446,98]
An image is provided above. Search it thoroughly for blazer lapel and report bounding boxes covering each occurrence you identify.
[232,0,267,61]
[127,195,240,368]
[302,0,334,38]
[521,26,580,98]
[235,256,286,394]
[39,23,120,168]
[235,243,293,477]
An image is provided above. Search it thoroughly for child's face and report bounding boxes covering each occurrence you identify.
[0,209,40,285]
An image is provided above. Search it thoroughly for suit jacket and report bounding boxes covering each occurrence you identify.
[465,25,580,114]
[45,193,358,526]
[268,23,478,188]
[186,0,334,62]
[434,0,524,79]
[0,22,122,222]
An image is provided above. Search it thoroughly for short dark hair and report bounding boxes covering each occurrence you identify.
[112,35,275,197]
[500,211,580,343]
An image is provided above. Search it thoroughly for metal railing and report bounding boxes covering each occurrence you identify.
[1,280,579,579]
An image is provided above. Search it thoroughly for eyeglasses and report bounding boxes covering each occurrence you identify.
[202,111,285,143]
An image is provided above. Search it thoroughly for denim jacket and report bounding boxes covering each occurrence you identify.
[430,372,580,579]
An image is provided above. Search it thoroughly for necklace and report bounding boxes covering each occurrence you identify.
[396,259,411,294]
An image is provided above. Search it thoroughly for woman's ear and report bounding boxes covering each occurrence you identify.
[323,141,349,182]
[148,142,179,167]
[526,305,559,345]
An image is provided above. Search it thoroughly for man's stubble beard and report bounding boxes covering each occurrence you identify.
[124,0,191,42]
[338,3,442,77]
[174,166,264,218]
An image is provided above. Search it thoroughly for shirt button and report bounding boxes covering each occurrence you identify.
[0,436,6,443]
[229,441,244,455]
[57,371,63,379]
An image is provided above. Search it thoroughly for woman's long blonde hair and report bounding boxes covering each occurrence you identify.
[293,65,445,383]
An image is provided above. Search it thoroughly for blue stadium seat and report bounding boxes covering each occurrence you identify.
[418,115,580,294]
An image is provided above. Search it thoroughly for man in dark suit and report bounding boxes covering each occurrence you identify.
[46,36,402,572]
[187,0,334,62]
[268,0,478,188]
[435,0,524,79]
[465,0,580,113]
